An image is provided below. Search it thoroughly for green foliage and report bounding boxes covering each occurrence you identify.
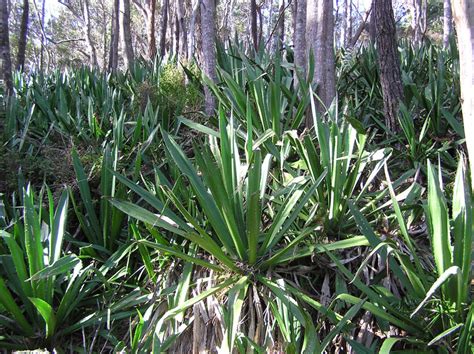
[332,158,473,351]
[0,186,147,349]
[1,40,471,352]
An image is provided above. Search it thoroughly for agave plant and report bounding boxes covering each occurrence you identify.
[331,157,473,352]
[287,91,390,237]
[111,110,369,352]
[0,185,149,349]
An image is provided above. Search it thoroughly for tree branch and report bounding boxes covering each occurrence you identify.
[46,36,85,45]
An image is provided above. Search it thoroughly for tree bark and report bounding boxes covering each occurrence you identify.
[341,0,348,47]
[188,0,199,60]
[147,0,157,58]
[200,0,217,115]
[16,0,29,71]
[101,2,109,71]
[159,0,168,58]
[293,0,307,85]
[109,0,120,71]
[250,0,258,51]
[375,0,404,133]
[173,4,179,57]
[412,0,427,46]
[307,0,336,123]
[40,0,46,70]
[121,0,134,69]
[369,3,376,44]
[272,0,286,53]
[176,0,187,60]
[0,0,13,95]
[451,0,474,178]
[84,0,99,68]
[443,0,452,49]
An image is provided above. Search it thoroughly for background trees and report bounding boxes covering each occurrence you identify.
[451,0,474,176]
[375,0,405,133]
[0,0,469,132]
[0,0,13,94]
[16,0,29,71]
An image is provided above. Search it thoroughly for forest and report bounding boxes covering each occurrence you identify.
[0,0,473,352]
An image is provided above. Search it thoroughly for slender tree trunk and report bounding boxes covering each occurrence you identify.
[220,0,232,43]
[147,0,157,58]
[159,0,169,58]
[0,0,13,94]
[443,0,452,49]
[84,0,99,68]
[293,0,307,85]
[266,0,274,43]
[347,0,352,43]
[176,0,187,60]
[278,0,285,44]
[412,0,427,46]
[375,0,404,133]
[250,0,258,50]
[188,0,200,59]
[341,0,348,47]
[451,0,474,179]
[40,0,45,70]
[369,3,376,44]
[102,3,109,71]
[173,7,179,57]
[200,0,217,115]
[16,0,29,71]
[272,0,285,53]
[257,6,263,48]
[109,0,120,70]
[307,0,336,123]
[121,0,134,69]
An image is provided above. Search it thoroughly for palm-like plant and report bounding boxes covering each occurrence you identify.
[0,186,148,349]
[331,157,473,351]
[112,110,368,352]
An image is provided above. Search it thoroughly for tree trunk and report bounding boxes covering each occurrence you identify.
[293,0,307,85]
[341,0,348,47]
[272,0,285,53]
[176,0,187,60]
[102,2,109,71]
[347,0,352,43]
[84,0,99,68]
[121,0,134,69]
[369,3,376,44]
[375,0,404,133]
[188,0,199,60]
[146,0,156,58]
[200,0,217,115]
[443,0,452,49]
[173,6,179,57]
[0,0,13,94]
[16,0,29,71]
[159,0,169,58]
[451,0,474,178]
[412,0,427,46]
[307,0,336,123]
[109,0,120,71]
[40,0,46,70]
[278,0,285,45]
[250,0,258,51]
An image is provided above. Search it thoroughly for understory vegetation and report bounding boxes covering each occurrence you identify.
[0,41,472,353]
